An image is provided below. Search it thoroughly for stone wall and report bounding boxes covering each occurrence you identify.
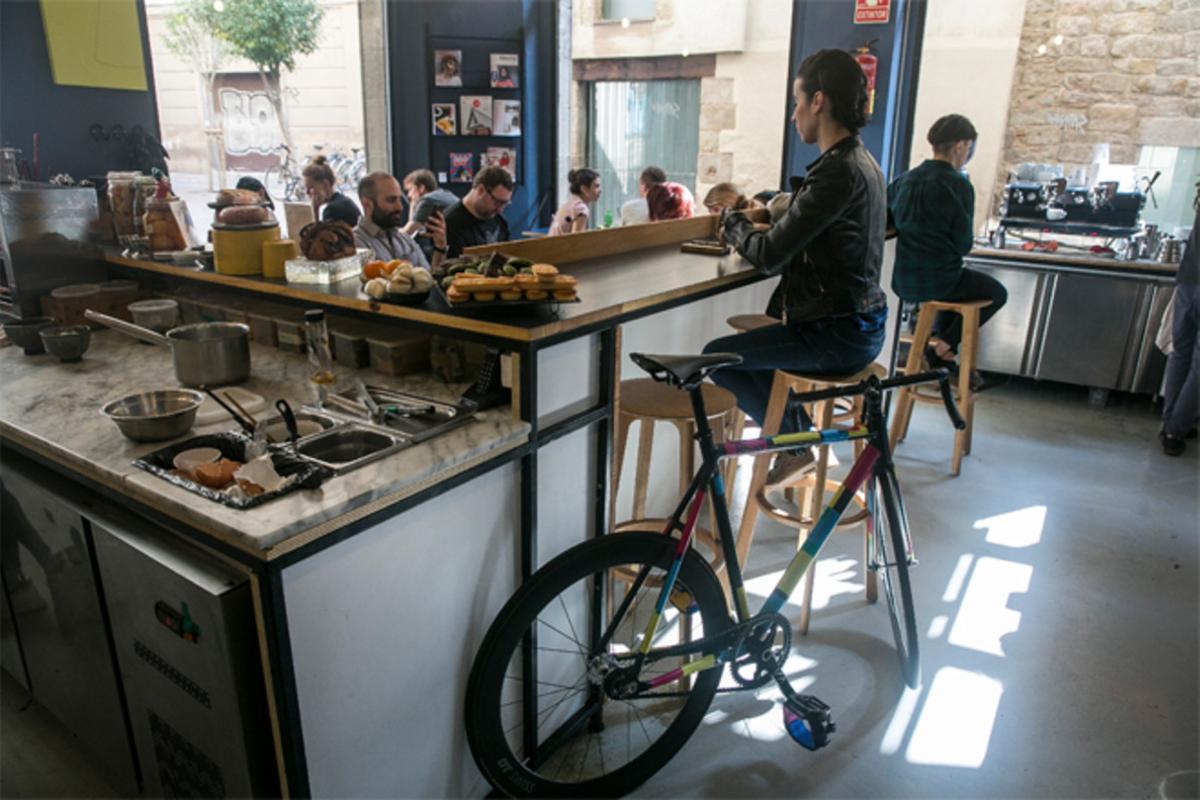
[995,0,1200,207]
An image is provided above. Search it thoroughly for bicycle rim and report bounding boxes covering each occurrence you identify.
[871,469,922,689]
[465,533,730,797]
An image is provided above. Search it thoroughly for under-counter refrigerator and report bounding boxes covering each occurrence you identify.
[92,519,277,798]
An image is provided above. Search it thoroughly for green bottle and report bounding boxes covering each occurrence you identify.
[603,209,614,228]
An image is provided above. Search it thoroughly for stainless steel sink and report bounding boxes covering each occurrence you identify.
[294,425,407,473]
[260,411,339,444]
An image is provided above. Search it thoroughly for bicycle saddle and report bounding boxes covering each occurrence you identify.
[630,352,743,390]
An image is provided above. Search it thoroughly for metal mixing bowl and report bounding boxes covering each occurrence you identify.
[39,325,91,362]
[101,389,204,442]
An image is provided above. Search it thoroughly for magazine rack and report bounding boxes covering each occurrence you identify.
[427,31,525,189]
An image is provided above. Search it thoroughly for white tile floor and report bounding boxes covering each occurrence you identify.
[2,378,1197,798]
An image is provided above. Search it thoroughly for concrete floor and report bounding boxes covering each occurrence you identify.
[2,378,1197,798]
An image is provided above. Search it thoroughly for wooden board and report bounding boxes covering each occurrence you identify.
[462,216,719,264]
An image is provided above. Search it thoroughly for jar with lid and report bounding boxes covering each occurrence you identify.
[132,175,159,236]
[106,172,140,237]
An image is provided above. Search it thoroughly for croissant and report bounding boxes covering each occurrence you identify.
[299,220,357,261]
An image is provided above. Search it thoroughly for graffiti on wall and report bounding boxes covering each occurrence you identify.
[213,73,282,170]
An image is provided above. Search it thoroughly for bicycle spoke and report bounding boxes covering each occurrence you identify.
[539,616,588,659]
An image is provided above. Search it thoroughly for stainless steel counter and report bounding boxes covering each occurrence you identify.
[964,248,1176,397]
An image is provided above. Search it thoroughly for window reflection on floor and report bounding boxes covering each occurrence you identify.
[905,667,1004,768]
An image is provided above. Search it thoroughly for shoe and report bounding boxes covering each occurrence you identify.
[923,345,958,374]
[1160,429,1185,457]
[766,449,816,488]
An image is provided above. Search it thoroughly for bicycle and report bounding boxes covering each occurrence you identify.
[464,351,965,797]
[263,144,306,202]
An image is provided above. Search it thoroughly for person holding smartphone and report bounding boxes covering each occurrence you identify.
[354,172,446,270]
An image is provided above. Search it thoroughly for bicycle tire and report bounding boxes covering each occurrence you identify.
[871,466,922,689]
[465,532,730,797]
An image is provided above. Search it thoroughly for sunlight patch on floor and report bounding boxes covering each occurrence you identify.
[976,505,1047,549]
[905,667,1003,768]
[947,557,1032,657]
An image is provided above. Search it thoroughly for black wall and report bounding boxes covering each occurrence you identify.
[0,0,161,181]
[385,0,557,231]
[782,0,926,184]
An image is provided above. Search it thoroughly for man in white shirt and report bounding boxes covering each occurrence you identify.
[354,172,447,269]
[619,165,667,226]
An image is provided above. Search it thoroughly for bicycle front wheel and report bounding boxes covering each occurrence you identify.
[870,466,921,688]
[465,532,730,797]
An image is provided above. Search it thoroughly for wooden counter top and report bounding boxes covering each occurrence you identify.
[968,244,1178,277]
[104,219,767,344]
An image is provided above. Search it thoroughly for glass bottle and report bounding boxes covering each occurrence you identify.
[304,309,336,403]
[603,209,614,228]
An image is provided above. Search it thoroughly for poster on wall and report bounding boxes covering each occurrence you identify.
[461,95,494,135]
[432,103,457,136]
[449,152,475,183]
[434,50,463,86]
[493,100,521,136]
[490,54,520,88]
[854,0,890,24]
[482,147,517,179]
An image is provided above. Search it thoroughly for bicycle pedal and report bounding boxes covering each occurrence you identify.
[669,587,698,614]
[782,694,836,751]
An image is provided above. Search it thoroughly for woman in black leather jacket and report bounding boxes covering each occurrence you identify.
[703,48,888,486]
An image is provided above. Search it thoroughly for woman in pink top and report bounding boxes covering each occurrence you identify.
[549,168,601,235]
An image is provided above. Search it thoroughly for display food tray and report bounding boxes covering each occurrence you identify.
[133,432,332,509]
[434,283,580,313]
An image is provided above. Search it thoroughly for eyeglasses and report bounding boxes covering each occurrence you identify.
[485,186,512,209]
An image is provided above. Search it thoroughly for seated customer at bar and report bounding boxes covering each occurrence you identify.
[548,168,601,235]
[354,172,446,269]
[401,168,458,258]
[303,156,361,227]
[888,114,1006,373]
[443,166,513,257]
[620,166,667,226]
[703,48,888,485]
[647,182,695,221]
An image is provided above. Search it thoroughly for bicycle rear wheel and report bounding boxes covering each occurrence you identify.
[869,466,921,688]
[465,532,730,797]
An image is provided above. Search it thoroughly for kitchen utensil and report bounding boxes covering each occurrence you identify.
[1158,237,1183,264]
[127,299,180,333]
[195,387,266,426]
[172,447,221,476]
[356,380,383,423]
[275,399,300,443]
[101,389,204,442]
[201,386,255,435]
[38,325,91,361]
[2,317,56,355]
[211,220,280,275]
[324,393,371,419]
[223,391,258,428]
[84,309,251,387]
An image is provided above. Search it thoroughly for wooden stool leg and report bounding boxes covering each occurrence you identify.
[612,412,635,519]
[890,305,935,449]
[734,373,790,568]
[951,308,977,476]
[961,307,981,456]
[798,394,834,636]
[632,418,655,520]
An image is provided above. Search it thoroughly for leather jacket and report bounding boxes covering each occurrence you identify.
[724,136,887,324]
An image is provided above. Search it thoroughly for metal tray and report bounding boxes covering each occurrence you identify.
[434,283,580,314]
[133,432,332,510]
[321,386,478,443]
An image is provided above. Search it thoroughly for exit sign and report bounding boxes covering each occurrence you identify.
[855,0,890,24]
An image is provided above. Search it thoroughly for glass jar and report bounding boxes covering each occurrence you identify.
[106,172,140,237]
[132,175,159,236]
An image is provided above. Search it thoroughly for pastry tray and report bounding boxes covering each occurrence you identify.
[133,432,332,509]
[434,283,580,313]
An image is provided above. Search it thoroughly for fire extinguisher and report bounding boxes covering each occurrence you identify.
[854,40,879,117]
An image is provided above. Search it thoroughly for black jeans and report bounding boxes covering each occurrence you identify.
[1162,283,1199,437]
[934,267,1008,352]
[702,310,887,434]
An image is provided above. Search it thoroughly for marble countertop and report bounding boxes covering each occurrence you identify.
[0,330,529,558]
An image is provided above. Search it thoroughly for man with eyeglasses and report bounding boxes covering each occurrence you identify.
[443,166,514,257]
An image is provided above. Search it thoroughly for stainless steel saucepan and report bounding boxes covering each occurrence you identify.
[85,309,251,387]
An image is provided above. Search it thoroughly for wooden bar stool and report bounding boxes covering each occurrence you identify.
[734,363,886,635]
[613,378,743,575]
[889,299,990,476]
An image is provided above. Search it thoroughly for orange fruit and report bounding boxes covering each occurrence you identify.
[363,261,386,279]
[383,259,402,274]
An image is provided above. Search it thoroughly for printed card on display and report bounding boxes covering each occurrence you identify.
[493,100,521,136]
[434,50,463,86]
[482,147,517,179]
[450,153,475,183]
[489,53,519,88]
[432,103,457,136]
[461,95,493,136]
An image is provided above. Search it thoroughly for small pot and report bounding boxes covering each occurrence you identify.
[3,317,56,355]
[85,310,251,387]
[39,325,92,361]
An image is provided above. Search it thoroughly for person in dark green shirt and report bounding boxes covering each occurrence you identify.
[889,114,1006,368]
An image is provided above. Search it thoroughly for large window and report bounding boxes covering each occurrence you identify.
[586,79,700,224]
[600,0,656,22]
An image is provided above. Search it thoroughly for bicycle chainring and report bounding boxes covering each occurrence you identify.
[730,612,792,689]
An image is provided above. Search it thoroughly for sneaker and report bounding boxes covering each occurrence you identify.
[923,345,958,374]
[1160,429,1185,457]
[766,449,816,488]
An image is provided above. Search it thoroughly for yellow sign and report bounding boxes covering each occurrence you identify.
[40,0,148,91]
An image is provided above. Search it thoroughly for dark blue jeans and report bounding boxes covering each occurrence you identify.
[702,309,887,434]
[1162,282,1199,437]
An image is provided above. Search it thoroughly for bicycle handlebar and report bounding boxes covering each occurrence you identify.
[789,368,966,430]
